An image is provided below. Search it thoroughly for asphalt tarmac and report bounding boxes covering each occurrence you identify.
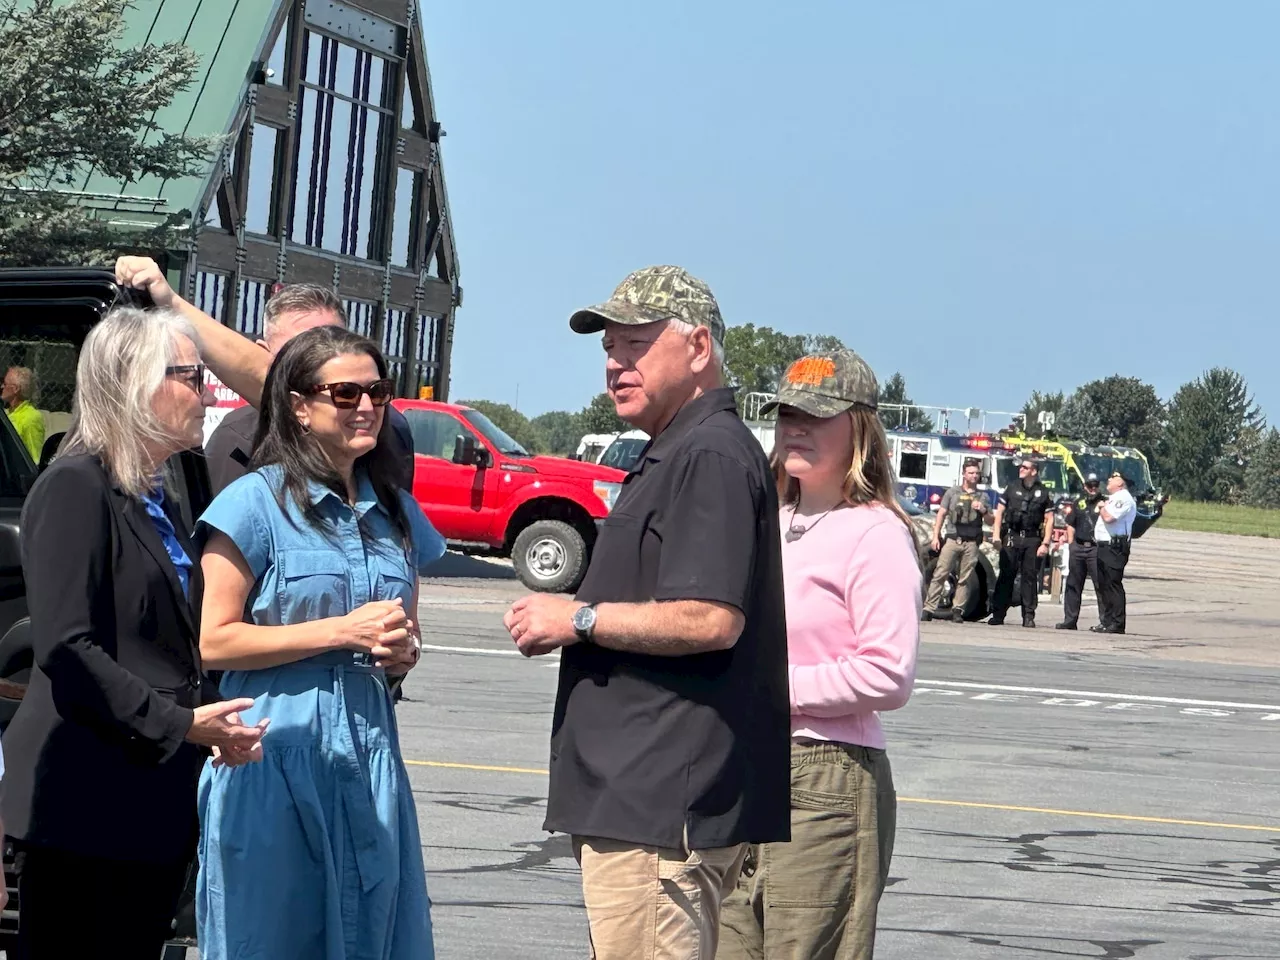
[400,527,1280,959]
[175,526,1279,959]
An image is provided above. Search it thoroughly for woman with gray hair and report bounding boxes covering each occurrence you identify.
[0,307,268,958]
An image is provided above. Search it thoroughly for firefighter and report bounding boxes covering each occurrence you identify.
[988,456,1054,628]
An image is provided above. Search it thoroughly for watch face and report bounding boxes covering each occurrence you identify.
[573,605,595,632]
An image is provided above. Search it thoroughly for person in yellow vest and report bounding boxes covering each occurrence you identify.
[3,366,45,463]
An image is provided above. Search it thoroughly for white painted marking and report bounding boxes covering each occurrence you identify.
[915,680,1280,712]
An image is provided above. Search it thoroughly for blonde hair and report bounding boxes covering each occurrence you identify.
[773,405,913,534]
[59,306,201,498]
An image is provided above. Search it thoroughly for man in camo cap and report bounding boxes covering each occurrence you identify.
[503,265,790,960]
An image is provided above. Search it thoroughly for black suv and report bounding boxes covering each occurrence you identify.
[0,268,208,958]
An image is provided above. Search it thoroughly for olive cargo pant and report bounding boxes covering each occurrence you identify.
[923,537,980,614]
[717,740,896,960]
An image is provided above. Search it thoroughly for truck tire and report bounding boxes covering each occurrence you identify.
[921,560,989,621]
[512,520,588,594]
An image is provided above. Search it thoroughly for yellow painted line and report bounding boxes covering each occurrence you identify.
[407,759,548,776]
[405,759,1277,833]
[896,797,1276,832]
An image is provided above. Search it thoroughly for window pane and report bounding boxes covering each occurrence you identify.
[246,124,281,236]
[194,271,229,321]
[403,409,466,460]
[266,26,287,85]
[290,87,385,257]
[237,280,272,338]
[344,300,375,338]
[303,32,391,106]
[390,168,419,268]
[383,307,408,358]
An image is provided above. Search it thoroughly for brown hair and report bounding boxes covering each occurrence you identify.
[772,405,913,534]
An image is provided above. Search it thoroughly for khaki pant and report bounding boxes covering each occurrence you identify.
[575,833,749,960]
[717,740,896,960]
[924,537,979,614]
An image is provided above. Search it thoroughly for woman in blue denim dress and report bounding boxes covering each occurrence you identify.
[195,326,445,959]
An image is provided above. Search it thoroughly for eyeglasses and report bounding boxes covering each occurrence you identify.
[307,379,395,409]
[166,364,206,390]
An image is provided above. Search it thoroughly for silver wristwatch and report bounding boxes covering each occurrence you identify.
[572,603,597,642]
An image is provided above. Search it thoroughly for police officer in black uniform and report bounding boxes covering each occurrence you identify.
[988,456,1054,627]
[1056,473,1104,630]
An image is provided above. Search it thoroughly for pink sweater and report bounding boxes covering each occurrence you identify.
[784,502,922,749]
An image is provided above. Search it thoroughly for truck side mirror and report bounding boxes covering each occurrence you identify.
[452,435,488,467]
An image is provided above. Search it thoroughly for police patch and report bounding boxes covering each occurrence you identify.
[1034,490,1042,498]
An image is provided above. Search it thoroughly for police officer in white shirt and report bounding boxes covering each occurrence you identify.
[1091,471,1136,634]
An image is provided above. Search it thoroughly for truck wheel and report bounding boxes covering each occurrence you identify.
[512,520,588,594]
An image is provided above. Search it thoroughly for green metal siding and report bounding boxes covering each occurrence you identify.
[71,0,284,221]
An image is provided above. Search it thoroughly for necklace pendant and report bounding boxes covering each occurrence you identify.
[785,527,804,543]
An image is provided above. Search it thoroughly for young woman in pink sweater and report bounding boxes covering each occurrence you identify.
[719,350,922,960]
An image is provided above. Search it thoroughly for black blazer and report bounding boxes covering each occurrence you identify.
[2,454,217,864]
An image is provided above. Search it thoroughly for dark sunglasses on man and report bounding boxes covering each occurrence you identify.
[307,379,395,409]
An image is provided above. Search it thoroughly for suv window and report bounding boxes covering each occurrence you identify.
[0,417,36,500]
[402,408,470,460]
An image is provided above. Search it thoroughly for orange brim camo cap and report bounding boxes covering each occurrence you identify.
[569,264,725,347]
[760,350,879,419]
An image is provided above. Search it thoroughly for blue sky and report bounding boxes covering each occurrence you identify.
[425,1,1279,423]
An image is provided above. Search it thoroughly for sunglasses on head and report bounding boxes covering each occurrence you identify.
[307,379,395,409]
[166,363,206,389]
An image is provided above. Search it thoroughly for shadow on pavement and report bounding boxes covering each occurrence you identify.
[422,551,518,580]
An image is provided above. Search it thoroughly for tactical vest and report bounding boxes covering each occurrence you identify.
[952,491,984,540]
[1006,482,1048,536]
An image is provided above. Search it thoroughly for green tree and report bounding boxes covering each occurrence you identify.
[1077,375,1165,453]
[1244,427,1280,509]
[877,372,934,433]
[0,0,217,264]
[722,323,806,395]
[531,410,582,456]
[1162,368,1265,502]
[1055,389,1106,444]
[458,400,546,454]
[1020,390,1065,438]
[578,392,627,434]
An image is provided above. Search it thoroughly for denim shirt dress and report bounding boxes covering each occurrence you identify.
[194,465,445,960]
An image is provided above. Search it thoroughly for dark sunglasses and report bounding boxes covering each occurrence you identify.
[166,363,206,389]
[307,378,395,409]
[1019,463,1034,470]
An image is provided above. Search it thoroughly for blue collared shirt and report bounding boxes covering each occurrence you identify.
[197,466,446,632]
[140,482,193,595]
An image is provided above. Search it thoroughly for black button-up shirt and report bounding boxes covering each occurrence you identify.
[1067,494,1103,543]
[544,388,791,850]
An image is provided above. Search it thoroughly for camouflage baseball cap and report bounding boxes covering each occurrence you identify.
[759,350,879,419]
[569,265,725,346]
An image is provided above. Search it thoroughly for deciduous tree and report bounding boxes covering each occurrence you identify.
[0,0,217,264]
[878,372,934,433]
[577,392,627,435]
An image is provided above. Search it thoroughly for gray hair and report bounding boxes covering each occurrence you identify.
[263,283,343,344]
[59,306,201,498]
[668,318,725,373]
[6,366,36,402]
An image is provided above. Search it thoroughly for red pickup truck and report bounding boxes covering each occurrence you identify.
[392,399,626,593]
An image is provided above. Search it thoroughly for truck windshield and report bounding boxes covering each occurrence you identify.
[1078,454,1152,496]
[461,410,529,457]
[599,436,648,472]
[995,458,1068,492]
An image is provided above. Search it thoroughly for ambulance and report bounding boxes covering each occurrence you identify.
[887,431,1071,512]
